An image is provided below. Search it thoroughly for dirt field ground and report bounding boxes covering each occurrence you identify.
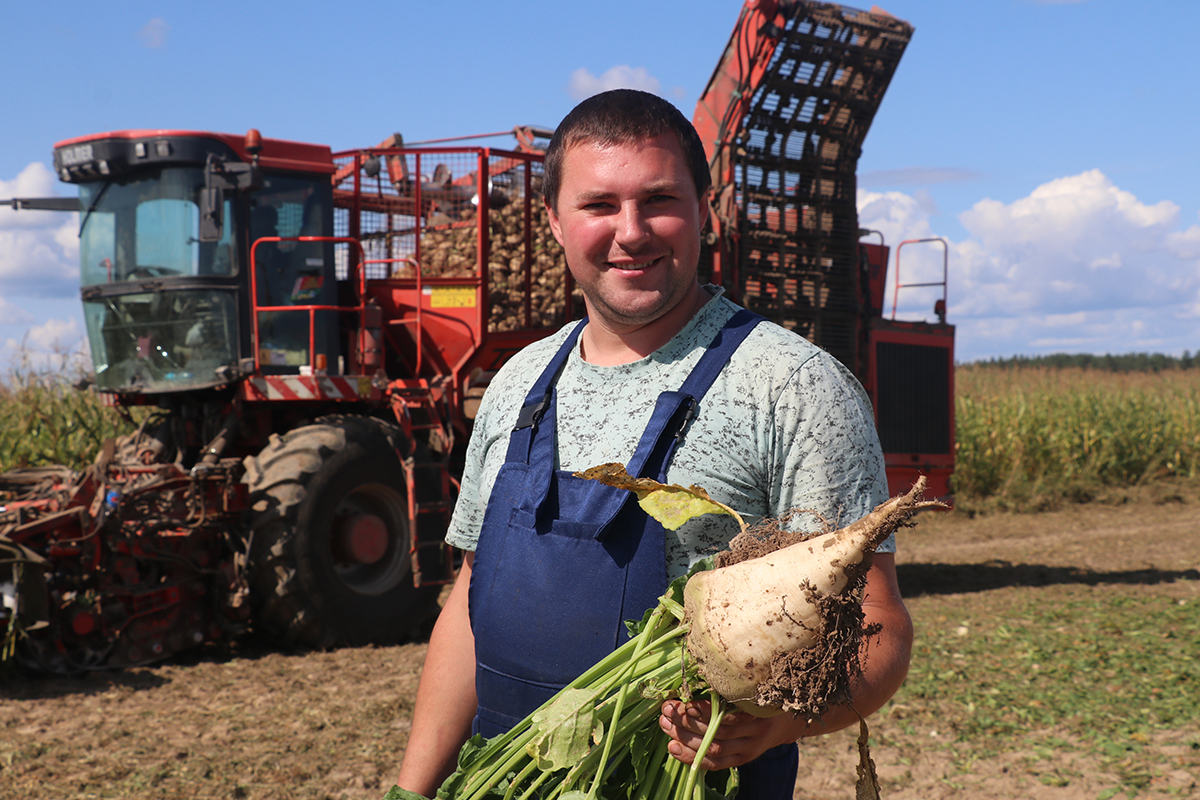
[2,491,1198,800]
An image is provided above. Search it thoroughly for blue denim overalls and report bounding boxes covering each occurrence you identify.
[468,309,798,798]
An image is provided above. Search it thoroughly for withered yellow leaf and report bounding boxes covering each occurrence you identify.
[574,463,745,532]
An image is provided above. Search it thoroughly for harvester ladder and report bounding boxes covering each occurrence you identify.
[403,456,456,586]
[393,386,457,586]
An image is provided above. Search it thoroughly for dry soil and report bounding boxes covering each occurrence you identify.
[2,491,1198,800]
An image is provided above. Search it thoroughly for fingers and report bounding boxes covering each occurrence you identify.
[659,701,713,768]
[658,700,764,771]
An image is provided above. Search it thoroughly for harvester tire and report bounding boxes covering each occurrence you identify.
[242,415,440,649]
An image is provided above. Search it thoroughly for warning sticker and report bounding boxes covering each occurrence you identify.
[428,286,477,308]
[291,275,324,302]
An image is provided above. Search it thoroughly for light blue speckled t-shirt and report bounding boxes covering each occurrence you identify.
[446,288,892,580]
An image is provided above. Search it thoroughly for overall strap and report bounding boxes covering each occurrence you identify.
[504,320,587,465]
[625,308,765,480]
[588,308,763,538]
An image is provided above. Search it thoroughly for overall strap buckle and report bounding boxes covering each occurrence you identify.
[514,394,551,431]
[672,397,698,446]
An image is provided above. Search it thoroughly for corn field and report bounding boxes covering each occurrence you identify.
[0,368,139,472]
[953,364,1200,509]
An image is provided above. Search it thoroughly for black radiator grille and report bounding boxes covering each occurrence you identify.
[875,341,952,455]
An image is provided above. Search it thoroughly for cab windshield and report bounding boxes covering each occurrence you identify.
[78,167,235,284]
[84,289,239,393]
[78,166,240,392]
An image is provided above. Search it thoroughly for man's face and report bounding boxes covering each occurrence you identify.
[547,133,709,333]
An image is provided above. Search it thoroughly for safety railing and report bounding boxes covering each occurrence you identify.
[249,235,367,373]
[891,237,948,323]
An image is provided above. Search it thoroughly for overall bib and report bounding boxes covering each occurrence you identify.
[469,309,798,799]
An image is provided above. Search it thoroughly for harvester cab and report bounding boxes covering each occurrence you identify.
[56,129,341,396]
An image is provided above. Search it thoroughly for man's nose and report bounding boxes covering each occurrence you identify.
[614,202,652,247]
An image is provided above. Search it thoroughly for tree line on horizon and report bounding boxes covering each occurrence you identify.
[964,351,1198,373]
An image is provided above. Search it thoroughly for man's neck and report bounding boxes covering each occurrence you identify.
[579,285,712,366]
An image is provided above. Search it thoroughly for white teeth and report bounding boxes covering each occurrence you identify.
[612,259,656,270]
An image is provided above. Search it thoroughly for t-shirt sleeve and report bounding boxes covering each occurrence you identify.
[444,387,500,552]
[769,349,894,552]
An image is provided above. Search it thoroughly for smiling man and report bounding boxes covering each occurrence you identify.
[545,126,709,363]
[396,89,912,800]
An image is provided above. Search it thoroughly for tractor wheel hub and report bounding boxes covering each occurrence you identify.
[332,513,390,564]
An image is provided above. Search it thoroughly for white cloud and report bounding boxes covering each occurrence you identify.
[24,317,80,351]
[0,295,34,326]
[1166,223,1200,260]
[971,306,1200,360]
[954,169,1192,317]
[0,162,66,230]
[1,313,88,374]
[858,189,937,242]
[858,170,1200,360]
[568,66,661,100]
[138,18,170,49]
[0,223,80,295]
[0,163,80,296]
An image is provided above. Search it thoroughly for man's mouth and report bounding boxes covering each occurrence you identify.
[608,257,661,271]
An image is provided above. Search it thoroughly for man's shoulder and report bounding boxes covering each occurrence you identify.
[746,316,823,357]
[491,321,582,383]
[701,295,822,356]
[727,308,827,375]
[706,301,868,405]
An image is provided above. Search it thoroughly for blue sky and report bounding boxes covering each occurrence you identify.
[2,0,1198,366]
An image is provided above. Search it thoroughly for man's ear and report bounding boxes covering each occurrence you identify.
[546,199,566,247]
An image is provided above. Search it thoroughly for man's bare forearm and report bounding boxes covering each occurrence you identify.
[396,554,478,796]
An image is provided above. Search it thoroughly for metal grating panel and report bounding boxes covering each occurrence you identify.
[733,2,912,369]
[330,149,574,331]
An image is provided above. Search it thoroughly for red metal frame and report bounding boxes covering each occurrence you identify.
[333,144,574,433]
[891,237,948,321]
[691,2,784,289]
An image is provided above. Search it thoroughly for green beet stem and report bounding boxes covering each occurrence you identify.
[632,726,674,800]
[516,765,555,800]
[658,752,685,800]
[678,690,726,800]
[503,759,539,800]
[586,605,668,800]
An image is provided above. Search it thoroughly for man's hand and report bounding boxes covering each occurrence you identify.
[659,699,800,770]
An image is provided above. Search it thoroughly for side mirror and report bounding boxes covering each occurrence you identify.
[199,186,224,242]
[200,150,263,243]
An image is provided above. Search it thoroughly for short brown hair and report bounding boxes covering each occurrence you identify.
[542,89,711,211]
